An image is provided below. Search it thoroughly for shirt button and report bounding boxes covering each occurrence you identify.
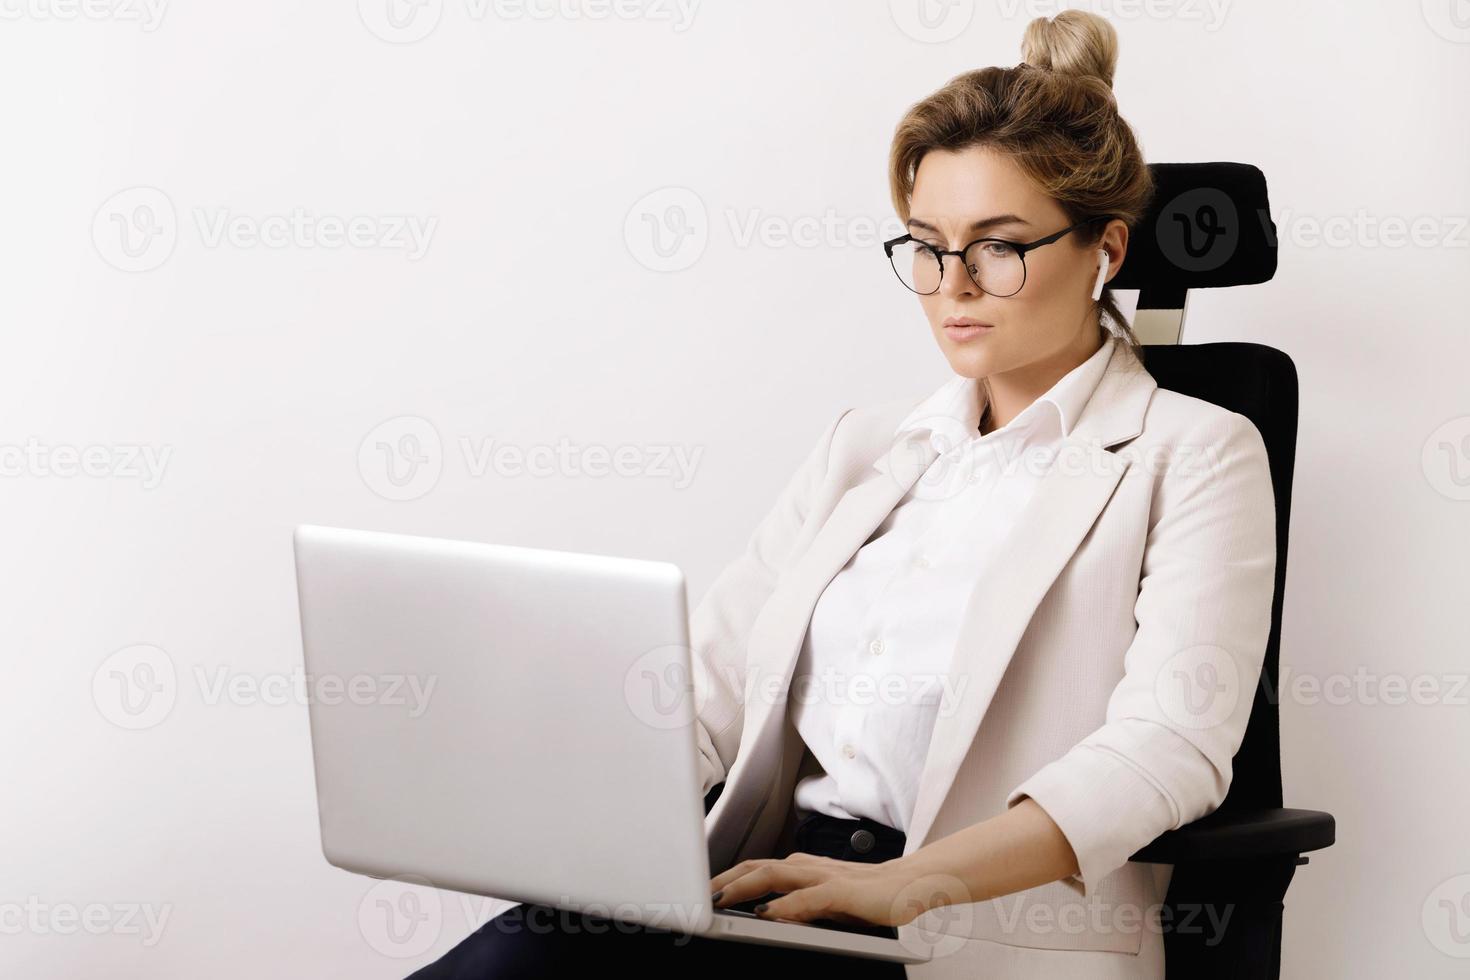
[841,743,856,760]
[868,638,885,656]
[913,555,930,569]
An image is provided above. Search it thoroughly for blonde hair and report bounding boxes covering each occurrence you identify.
[888,10,1153,359]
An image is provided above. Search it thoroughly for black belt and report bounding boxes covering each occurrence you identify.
[791,811,907,863]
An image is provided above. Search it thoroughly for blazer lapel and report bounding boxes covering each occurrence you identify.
[707,428,945,867]
[734,427,943,761]
[903,346,1157,853]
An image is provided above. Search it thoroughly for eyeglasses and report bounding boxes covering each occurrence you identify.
[882,218,1105,297]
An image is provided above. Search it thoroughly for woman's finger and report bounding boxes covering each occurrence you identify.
[711,852,852,899]
[756,882,845,924]
[709,850,843,893]
[708,858,778,894]
[710,862,827,908]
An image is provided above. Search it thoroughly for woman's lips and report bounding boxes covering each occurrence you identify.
[943,322,995,342]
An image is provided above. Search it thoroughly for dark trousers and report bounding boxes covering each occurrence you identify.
[406,811,910,978]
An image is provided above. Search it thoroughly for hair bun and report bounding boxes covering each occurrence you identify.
[1020,10,1119,89]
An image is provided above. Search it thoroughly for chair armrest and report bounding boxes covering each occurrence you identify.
[1128,807,1335,864]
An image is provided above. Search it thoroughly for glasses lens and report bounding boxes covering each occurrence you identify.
[963,241,1025,297]
[889,240,941,294]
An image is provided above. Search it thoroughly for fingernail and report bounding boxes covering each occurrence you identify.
[711,890,723,903]
[753,903,768,914]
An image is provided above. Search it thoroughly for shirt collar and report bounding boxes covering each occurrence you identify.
[893,333,1117,450]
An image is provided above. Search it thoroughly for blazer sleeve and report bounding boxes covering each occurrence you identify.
[1004,409,1278,897]
[690,408,850,797]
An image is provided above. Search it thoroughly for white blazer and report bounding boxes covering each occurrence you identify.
[691,339,1277,978]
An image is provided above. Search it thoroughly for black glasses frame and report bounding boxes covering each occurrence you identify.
[882,217,1109,297]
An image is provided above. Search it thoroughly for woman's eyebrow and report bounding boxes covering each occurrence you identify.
[907,214,1032,236]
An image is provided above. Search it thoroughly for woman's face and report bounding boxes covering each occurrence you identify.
[904,144,1127,381]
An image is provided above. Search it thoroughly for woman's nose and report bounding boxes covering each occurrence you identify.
[938,252,980,298]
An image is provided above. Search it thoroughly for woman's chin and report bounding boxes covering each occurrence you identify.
[939,346,995,379]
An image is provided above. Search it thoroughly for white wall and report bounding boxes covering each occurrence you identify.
[2,1,1466,976]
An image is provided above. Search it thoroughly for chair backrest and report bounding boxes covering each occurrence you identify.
[1139,343,1297,815]
[1110,162,1279,346]
[1120,162,1294,817]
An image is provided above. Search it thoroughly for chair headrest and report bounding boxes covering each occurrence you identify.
[1109,162,1278,299]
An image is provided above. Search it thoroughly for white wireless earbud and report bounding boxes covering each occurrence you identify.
[1091,249,1110,301]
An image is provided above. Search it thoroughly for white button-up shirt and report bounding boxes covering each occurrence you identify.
[790,334,1118,832]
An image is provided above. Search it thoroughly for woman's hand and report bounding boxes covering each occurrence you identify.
[706,800,1080,928]
[708,853,966,928]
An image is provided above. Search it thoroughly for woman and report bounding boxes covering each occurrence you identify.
[412,10,1276,978]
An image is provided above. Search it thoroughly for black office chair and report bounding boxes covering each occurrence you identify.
[1114,161,1335,979]
[704,162,1335,977]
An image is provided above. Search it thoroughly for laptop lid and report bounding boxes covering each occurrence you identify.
[292,524,714,931]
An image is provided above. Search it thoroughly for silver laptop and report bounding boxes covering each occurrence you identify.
[292,524,928,963]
